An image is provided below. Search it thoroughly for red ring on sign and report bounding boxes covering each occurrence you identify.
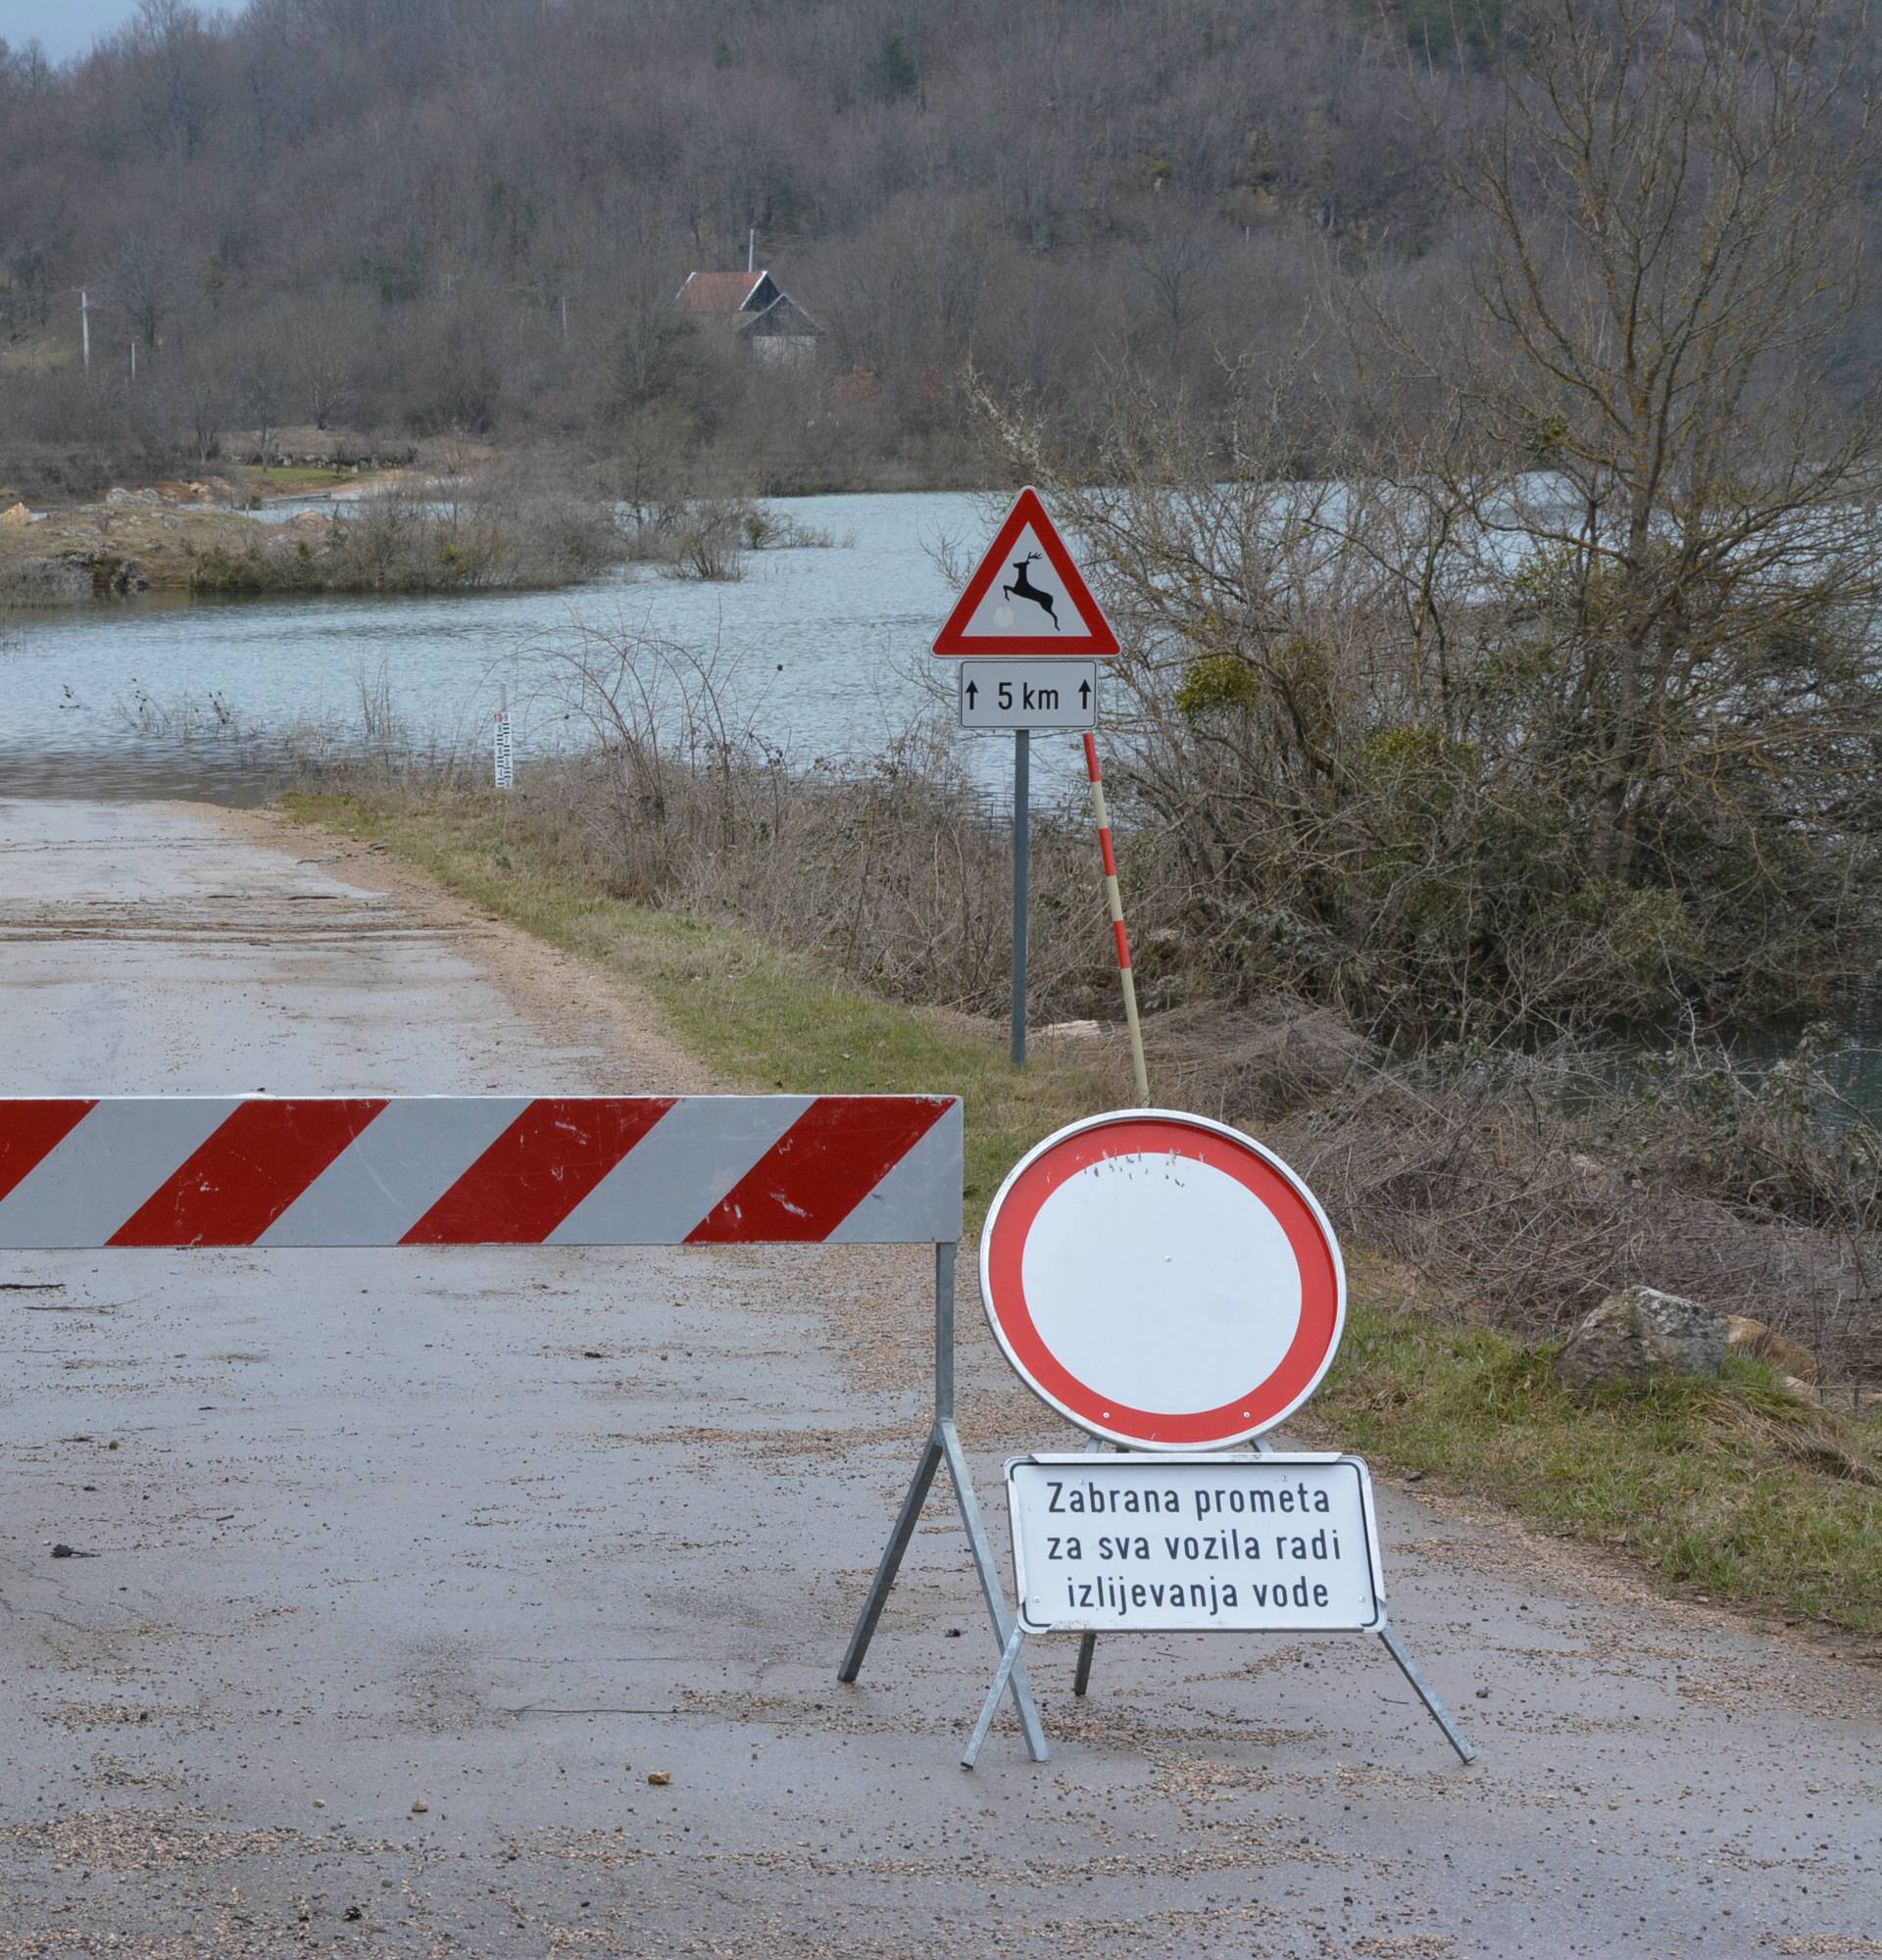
[981,1113,1343,1447]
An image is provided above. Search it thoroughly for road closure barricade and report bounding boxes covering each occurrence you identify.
[3,1093,1475,1770]
[959,1106,1475,1768]
[0,1093,1045,1753]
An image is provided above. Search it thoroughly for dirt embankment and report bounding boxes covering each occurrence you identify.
[0,498,296,601]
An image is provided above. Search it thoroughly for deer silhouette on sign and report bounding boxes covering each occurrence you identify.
[1003,552,1060,629]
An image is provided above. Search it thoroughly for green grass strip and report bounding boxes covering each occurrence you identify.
[1315,1299,1880,1635]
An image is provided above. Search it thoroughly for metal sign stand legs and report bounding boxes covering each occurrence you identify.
[1375,1623,1475,1763]
[996,1435,1474,1770]
[840,1242,1049,1762]
[965,1621,1030,1767]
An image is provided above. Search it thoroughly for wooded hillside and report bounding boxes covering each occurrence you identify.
[0,0,1875,495]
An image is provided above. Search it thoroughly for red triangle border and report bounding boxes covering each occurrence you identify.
[931,486,1121,659]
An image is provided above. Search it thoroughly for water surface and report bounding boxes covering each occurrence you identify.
[0,490,1089,803]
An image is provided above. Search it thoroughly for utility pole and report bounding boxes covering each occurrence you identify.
[747,227,755,273]
[79,288,90,370]
[129,339,136,381]
[560,294,568,342]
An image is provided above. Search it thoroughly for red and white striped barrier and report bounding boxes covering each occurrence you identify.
[0,1096,962,1249]
[1082,732,1150,1102]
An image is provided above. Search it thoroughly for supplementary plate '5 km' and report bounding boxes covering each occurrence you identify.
[958,659,1097,731]
[932,486,1120,660]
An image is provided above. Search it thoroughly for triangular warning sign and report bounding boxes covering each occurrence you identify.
[932,486,1120,659]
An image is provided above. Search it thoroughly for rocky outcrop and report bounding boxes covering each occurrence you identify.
[1556,1287,1729,1391]
[153,478,233,506]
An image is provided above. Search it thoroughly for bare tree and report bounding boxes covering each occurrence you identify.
[1125,204,1218,379]
[288,290,362,431]
[176,347,222,466]
[127,0,213,161]
[970,0,1882,1036]
[230,345,284,466]
[1413,0,1882,887]
[112,230,177,352]
[592,216,694,414]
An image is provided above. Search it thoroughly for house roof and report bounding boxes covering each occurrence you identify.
[678,270,769,315]
[736,292,822,336]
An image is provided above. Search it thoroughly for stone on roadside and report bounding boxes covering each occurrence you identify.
[411,1796,428,1814]
[1555,1286,1729,1391]
[646,1770,670,1787]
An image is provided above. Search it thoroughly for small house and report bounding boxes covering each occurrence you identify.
[677,269,821,365]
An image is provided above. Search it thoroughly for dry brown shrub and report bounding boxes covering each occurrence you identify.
[1152,1015,1882,1391]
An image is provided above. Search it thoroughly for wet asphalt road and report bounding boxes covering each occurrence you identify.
[0,799,1877,1959]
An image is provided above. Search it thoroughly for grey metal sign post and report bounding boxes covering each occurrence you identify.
[954,661,1101,1071]
[1011,729,1029,1066]
[953,663,1100,1070]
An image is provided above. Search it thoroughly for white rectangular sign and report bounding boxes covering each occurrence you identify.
[493,709,515,790]
[1007,1452,1385,1635]
[959,660,1097,730]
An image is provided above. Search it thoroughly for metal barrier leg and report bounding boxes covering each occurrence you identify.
[1072,1632,1097,1696]
[1070,1436,1134,1697]
[1377,1623,1476,1764]
[842,1240,1045,1761]
[963,1622,1031,1769]
[840,1427,943,1683]
[940,1419,1048,1760]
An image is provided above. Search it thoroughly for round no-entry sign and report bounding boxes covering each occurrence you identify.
[979,1109,1346,1449]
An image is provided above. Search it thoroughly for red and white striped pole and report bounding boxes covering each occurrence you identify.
[1073,729,1150,1702]
[1082,732,1150,1103]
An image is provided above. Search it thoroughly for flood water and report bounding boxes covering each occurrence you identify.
[0,489,1091,805]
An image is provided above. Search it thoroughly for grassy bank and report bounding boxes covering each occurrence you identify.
[0,481,613,603]
[0,503,266,599]
[286,787,1882,1642]
[245,465,366,494]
